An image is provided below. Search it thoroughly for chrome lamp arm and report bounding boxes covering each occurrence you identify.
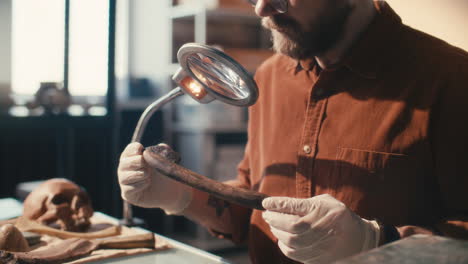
[122,87,184,226]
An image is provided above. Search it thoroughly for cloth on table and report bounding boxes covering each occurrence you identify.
[28,214,170,264]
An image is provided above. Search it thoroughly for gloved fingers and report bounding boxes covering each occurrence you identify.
[120,142,144,159]
[120,177,149,193]
[118,170,147,185]
[269,226,308,249]
[263,194,346,213]
[262,210,308,234]
[120,180,151,207]
[277,240,318,262]
[119,155,145,171]
[262,196,317,216]
[264,194,380,264]
[277,240,329,264]
[270,224,336,250]
[120,173,149,193]
[277,239,298,260]
[263,195,349,227]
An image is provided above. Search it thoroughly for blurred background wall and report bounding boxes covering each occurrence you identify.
[0,0,11,85]
[387,0,468,50]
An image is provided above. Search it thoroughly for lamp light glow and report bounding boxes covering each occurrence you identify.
[181,76,208,100]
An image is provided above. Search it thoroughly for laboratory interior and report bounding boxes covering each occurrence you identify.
[1,0,468,263]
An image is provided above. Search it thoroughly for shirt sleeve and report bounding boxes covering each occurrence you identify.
[429,60,468,239]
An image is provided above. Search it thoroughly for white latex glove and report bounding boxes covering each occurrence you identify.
[118,142,192,215]
[262,194,380,264]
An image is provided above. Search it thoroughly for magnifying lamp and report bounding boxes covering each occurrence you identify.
[122,43,268,226]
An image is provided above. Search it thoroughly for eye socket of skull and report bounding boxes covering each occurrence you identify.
[51,193,70,205]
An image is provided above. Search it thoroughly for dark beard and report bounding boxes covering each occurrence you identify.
[262,7,351,59]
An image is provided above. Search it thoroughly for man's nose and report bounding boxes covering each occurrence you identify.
[255,0,283,17]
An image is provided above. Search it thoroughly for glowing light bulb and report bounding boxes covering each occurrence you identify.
[188,79,203,97]
[182,77,208,100]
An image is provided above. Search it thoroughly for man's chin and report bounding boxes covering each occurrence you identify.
[262,16,310,59]
[271,30,310,60]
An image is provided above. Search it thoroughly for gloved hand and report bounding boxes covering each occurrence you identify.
[262,194,380,264]
[118,142,192,215]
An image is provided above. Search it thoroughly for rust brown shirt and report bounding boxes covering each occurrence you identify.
[214,2,468,263]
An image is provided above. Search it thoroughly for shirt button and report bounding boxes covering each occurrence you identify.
[303,145,311,154]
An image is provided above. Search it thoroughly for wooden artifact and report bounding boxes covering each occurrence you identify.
[0,233,155,264]
[143,144,269,210]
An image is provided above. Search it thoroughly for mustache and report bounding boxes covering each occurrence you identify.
[262,14,301,34]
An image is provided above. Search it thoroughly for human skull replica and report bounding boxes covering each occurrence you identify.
[22,178,94,232]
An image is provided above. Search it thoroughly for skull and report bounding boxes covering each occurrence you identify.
[22,178,94,232]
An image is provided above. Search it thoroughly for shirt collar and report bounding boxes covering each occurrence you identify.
[298,58,316,72]
[286,57,317,75]
[341,1,403,79]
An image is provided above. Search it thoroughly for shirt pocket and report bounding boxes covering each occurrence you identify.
[335,147,408,180]
[329,147,414,221]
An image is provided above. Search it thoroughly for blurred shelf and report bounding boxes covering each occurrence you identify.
[0,113,111,128]
[171,5,258,22]
[171,5,204,19]
[117,98,157,110]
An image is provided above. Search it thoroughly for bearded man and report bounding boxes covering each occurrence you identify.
[118,0,468,263]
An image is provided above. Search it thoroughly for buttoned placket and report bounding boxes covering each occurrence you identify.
[295,71,331,198]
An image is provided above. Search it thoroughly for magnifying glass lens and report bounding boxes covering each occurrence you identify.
[187,53,250,100]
